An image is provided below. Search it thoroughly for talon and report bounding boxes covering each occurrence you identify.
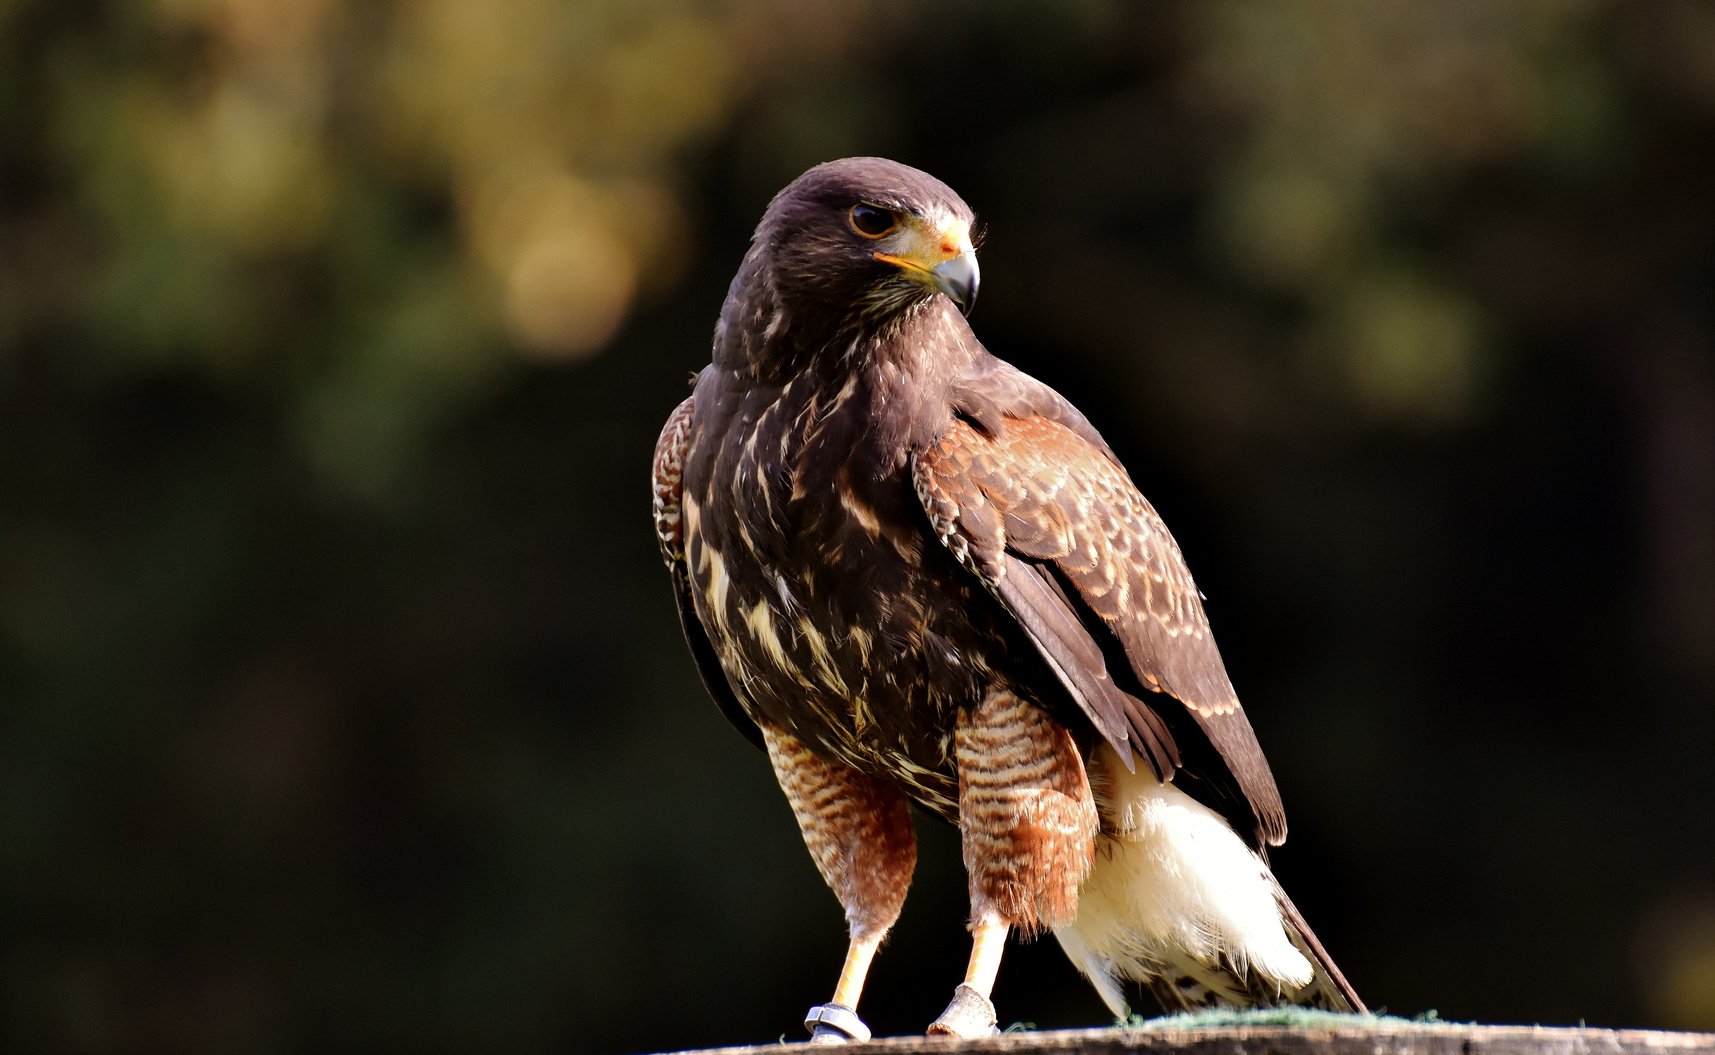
[805,1002,871,1044]
[926,983,998,1039]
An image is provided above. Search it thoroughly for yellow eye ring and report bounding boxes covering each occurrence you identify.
[848,203,900,239]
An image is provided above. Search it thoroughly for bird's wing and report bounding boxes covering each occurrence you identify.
[911,369,1286,845]
[653,395,765,751]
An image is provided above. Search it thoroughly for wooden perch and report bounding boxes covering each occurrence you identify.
[665,1020,1715,1055]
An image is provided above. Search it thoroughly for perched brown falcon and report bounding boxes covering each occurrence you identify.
[652,157,1363,1040]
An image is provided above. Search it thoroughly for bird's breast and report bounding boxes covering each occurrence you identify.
[682,372,995,815]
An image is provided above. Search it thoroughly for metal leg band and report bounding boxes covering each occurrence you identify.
[805,1002,871,1044]
[927,983,998,1038]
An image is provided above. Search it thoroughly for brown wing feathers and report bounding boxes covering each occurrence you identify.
[654,395,765,751]
[995,555,1181,780]
[914,408,1288,847]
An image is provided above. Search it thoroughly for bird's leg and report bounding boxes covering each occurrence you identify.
[962,912,1011,995]
[929,690,1098,1038]
[761,724,917,1044]
[804,931,885,1044]
[926,911,1009,1038]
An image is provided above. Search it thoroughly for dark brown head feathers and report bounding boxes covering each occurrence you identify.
[714,158,977,376]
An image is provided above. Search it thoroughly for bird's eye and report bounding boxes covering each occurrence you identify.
[848,203,900,239]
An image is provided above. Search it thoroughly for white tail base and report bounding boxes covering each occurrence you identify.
[1053,747,1313,1016]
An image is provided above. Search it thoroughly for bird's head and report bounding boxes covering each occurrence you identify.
[738,158,981,341]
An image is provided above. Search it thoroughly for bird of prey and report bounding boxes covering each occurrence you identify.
[652,157,1363,1040]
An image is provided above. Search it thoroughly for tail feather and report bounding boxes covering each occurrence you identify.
[1054,747,1363,1018]
[1276,883,1365,1011]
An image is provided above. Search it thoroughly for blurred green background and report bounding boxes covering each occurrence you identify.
[5,1,1715,1051]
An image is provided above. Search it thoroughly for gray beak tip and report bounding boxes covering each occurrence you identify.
[931,254,980,316]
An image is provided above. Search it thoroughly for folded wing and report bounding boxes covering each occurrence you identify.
[912,369,1286,846]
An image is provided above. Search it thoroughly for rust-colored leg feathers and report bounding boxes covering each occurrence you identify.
[759,724,916,1042]
[930,691,1099,1038]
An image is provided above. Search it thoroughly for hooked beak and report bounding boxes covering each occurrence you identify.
[872,215,981,316]
[930,253,979,315]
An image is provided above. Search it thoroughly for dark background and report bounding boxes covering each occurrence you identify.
[4,2,1714,1052]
